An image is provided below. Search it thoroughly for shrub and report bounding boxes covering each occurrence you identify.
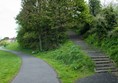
[0,40,9,47]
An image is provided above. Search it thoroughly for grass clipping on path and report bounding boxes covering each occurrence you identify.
[0,50,21,83]
[35,41,94,83]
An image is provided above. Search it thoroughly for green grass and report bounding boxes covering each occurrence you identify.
[6,41,94,83]
[0,50,21,83]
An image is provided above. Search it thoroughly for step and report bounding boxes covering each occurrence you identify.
[91,56,109,58]
[92,58,110,61]
[95,61,111,64]
[95,63,114,67]
[95,69,118,73]
[85,50,100,53]
[96,66,116,70]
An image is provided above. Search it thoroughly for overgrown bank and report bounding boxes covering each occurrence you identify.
[6,41,94,83]
[85,31,118,66]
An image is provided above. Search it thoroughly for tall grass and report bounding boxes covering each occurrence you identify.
[37,41,94,71]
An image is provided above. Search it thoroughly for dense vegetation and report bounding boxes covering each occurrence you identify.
[0,50,21,83]
[16,0,91,51]
[6,41,94,83]
[89,0,101,16]
[84,1,118,65]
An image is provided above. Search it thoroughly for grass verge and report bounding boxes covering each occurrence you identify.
[6,41,94,83]
[0,50,21,83]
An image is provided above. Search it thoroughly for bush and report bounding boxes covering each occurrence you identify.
[85,5,117,39]
[0,40,9,47]
[108,27,118,38]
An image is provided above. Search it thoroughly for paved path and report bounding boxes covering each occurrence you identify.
[75,73,118,83]
[0,48,60,83]
[67,31,118,83]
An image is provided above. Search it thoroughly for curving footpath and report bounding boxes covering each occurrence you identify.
[0,48,60,83]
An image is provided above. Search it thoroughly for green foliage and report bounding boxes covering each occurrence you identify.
[16,0,92,51]
[0,40,9,47]
[80,0,102,36]
[6,42,21,51]
[102,6,118,30]
[16,0,70,51]
[6,42,32,54]
[0,50,21,83]
[70,0,92,35]
[88,14,107,40]
[108,27,118,38]
[86,5,117,39]
[89,0,101,16]
[37,41,94,71]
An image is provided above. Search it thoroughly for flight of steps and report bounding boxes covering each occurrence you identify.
[91,55,118,76]
[67,31,118,76]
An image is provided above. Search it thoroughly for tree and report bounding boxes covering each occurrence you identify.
[16,0,68,51]
[87,4,117,41]
[102,6,117,30]
[16,0,92,51]
[69,0,92,35]
[89,0,101,16]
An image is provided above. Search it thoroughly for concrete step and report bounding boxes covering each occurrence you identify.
[92,58,110,61]
[96,63,114,67]
[91,56,109,59]
[95,61,111,64]
[96,66,116,70]
[95,69,118,73]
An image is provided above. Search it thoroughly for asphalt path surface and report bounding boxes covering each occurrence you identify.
[0,48,60,83]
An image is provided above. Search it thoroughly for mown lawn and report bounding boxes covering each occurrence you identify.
[0,50,21,83]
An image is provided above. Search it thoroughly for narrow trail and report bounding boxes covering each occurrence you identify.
[0,48,60,83]
[67,31,118,83]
